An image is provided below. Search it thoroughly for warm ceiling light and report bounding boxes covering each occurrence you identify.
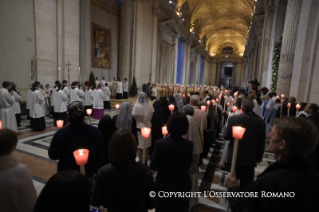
[210,53,215,56]
[169,1,172,3]
[240,53,243,56]
[226,55,228,58]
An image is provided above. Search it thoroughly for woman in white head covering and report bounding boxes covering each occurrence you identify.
[132,92,154,164]
[173,93,184,112]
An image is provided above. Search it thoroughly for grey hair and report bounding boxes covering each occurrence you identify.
[182,104,194,116]
[190,95,200,106]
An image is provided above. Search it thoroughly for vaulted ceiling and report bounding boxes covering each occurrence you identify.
[176,0,255,57]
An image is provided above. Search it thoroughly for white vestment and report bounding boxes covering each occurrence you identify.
[26,89,32,110]
[69,87,85,104]
[101,80,107,87]
[54,90,68,113]
[51,86,58,108]
[116,81,123,94]
[63,86,70,106]
[91,89,104,109]
[151,86,157,97]
[84,89,93,106]
[122,82,128,92]
[12,91,21,114]
[29,89,45,118]
[0,88,17,132]
[102,87,111,101]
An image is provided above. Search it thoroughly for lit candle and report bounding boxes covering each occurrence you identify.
[56,120,64,128]
[162,126,168,138]
[86,109,92,125]
[141,127,151,164]
[183,94,185,98]
[225,89,228,93]
[73,149,89,175]
[201,105,206,112]
[227,103,230,107]
[206,100,211,106]
[296,103,300,117]
[216,98,219,104]
[0,120,2,130]
[232,106,238,112]
[231,126,246,172]
[115,104,120,110]
[169,104,175,114]
[281,94,284,98]
[231,99,235,103]
[287,103,291,116]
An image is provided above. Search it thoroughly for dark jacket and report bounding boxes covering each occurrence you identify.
[151,135,193,192]
[224,112,265,167]
[229,157,319,212]
[307,113,319,173]
[48,123,104,178]
[92,162,155,212]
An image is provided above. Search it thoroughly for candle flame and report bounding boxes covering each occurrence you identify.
[79,150,84,156]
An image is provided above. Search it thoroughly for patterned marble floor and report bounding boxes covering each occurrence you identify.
[14,110,276,212]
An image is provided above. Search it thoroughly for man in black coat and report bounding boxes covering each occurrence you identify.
[224,97,265,188]
[225,117,319,212]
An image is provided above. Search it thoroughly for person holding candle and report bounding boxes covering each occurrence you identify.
[53,83,68,127]
[151,112,193,212]
[84,84,93,116]
[223,98,266,188]
[91,128,155,212]
[48,101,104,178]
[173,93,184,112]
[132,92,154,164]
[225,117,319,212]
[182,105,202,210]
[113,102,138,143]
[296,102,308,118]
[168,95,178,113]
[91,83,105,120]
[159,96,171,123]
[150,100,165,156]
[0,128,37,212]
[98,115,114,165]
[32,171,91,212]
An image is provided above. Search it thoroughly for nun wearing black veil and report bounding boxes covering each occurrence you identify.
[98,115,114,165]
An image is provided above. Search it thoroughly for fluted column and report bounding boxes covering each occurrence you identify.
[276,0,303,94]
[118,0,132,83]
[260,0,275,86]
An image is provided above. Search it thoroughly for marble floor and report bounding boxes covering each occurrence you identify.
[13,106,275,212]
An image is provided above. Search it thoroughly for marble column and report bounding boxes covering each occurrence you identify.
[150,2,158,83]
[260,0,275,87]
[118,0,132,84]
[216,61,220,86]
[276,0,303,95]
[183,40,190,84]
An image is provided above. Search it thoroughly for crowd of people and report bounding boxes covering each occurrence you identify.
[1,80,319,211]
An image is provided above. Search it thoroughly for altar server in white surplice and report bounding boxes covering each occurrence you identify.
[102,83,111,109]
[50,81,60,116]
[29,81,46,131]
[0,81,17,132]
[54,83,68,127]
[101,77,106,88]
[91,83,104,120]
[84,85,93,114]
[116,78,123,99]
[62,80,70,106]
[26,86,33,120]
[122,78,128,99]
[12,91,22,127]
[69,82,85,104]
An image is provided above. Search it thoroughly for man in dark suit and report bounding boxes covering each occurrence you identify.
[224,97,265,188]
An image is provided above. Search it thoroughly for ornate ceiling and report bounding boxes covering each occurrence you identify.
[176,0,255,57]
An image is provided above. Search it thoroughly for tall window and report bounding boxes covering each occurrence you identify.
[176,39,184,84]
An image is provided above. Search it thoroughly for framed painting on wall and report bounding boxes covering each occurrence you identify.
[91,22,111,69]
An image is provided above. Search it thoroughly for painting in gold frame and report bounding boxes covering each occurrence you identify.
[91,23,111,69]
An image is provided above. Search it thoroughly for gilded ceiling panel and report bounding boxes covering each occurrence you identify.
[177,0,255,57]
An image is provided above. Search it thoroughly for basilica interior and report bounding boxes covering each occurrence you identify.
[1,0,319,211]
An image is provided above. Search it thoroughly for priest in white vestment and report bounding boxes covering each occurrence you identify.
[102,83,111,109]
[91,83,104,120]
[29,81,46,131]
[50,81,60,117]
[122,78,128,99]
[0,81,17,132]
[116,78,123,99]
[26,87,33,120]
[12,91,22,127]
[101,77,106,88]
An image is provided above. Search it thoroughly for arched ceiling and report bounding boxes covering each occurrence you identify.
[176,0,255,57]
